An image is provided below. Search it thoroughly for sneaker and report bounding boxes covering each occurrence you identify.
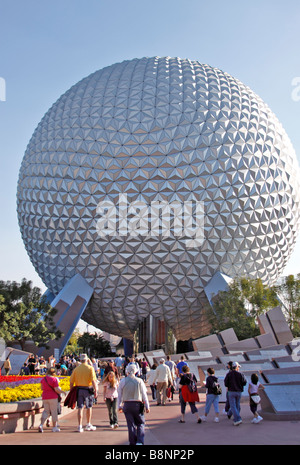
[257,415,263,422]
[252,418,259,423]
[52,426,60,432]
[110,424,114,429]
[77,425,84,433]
[113,424,119,429]
[200,416,207,422]
[214,417,219,423]
[233,420,242,426]
[38,425,43,433]
[197,418,202,423]
[85,424,96,431]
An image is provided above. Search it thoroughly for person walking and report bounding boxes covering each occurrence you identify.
[165,356,176,401]
[118,364,150,445]
[223,361,233,417]
[125,357,140,377]
[201,367,220,423]
[248,373,265,423]
[224,361,247,426]
[69,353,98,432]
[176,356,188,376]
[38,367,66,433]
[146,363,158,400]
[3,357,11,375]
[153,358,172,406]
[103,371,119,429]
[115,354,124,377]
[91,357,99,379]
[178,365,202,424]
[104,359,119,379]
[165,355,176,379]
[141,358,149,382]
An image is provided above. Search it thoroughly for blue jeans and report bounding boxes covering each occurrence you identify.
[205,394,219,415]
[150,385,157,400]
[123,401,145,445]
[227,391,242,422]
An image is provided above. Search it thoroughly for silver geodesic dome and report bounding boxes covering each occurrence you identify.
[17,56,300,340]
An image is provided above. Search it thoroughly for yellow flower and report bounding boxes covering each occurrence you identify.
[0,376,70,403]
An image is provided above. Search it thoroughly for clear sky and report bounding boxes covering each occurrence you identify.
[0,0,300,295]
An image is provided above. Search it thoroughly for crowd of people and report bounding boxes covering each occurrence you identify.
[28,352,265,444]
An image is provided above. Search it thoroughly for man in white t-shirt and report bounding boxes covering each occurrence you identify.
[153,358,172,405]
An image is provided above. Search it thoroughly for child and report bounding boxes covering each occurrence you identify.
[103,371,119,428]
[248,373,265,423]
[201,367,220,423]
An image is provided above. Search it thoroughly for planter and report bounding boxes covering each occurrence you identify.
[0,397,71,434]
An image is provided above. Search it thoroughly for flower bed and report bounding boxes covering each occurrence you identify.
[0,375,43,390]
[0,375,70,403]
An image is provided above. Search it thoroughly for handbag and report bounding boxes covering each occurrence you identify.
[251,394,261,404]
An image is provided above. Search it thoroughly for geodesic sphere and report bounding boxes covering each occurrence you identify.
[17,57,300,340]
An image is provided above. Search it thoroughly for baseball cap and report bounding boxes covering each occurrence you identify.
[232,361,241,368]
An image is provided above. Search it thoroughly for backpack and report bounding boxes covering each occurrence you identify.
[212,379,222,395]
[187,374,198,393]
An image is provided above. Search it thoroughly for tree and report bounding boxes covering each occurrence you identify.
[207,278,259,340]
[0,278,62,351]
[77,332,113,358]
[64,329,81,355]
[239,277,279,318]
[276,274,300,337]
[206,277,279,340]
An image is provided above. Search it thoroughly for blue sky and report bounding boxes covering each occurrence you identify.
[0,0,300,293]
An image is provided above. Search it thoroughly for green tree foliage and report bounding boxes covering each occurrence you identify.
[239,277,278,318]
[64,329,81,355]
[206,277,279,340]
[276,274,300,337]
[77,332,113,358]
[0,278,62,351]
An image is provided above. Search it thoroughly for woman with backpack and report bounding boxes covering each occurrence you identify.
[201,367,221,423]
[178,365,202,424]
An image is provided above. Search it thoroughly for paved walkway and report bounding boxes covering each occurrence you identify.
[0,384,299,447]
